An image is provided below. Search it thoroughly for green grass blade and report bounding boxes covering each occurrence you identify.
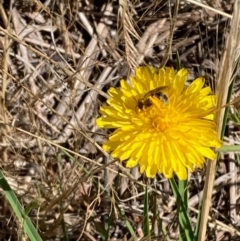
[104,213,113,241]
[118,207,138,240]
[220,56,240,139]
[217,144,240,152]
[169,178,194,241]
[143,184,150,238]
[176,51,182,70]
[178,179,188,211]
[0,171,43,241]
[220,80,234,139]
[155,212,171,241]
[178,179,188,241]
[153,192,171,241]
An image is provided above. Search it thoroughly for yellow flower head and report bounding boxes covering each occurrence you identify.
[96,66,222,180]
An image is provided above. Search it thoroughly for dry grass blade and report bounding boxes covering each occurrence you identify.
[198,1,240,240]
[0,4,10,134]
[119,0,140,71]
[160,0,179,68]
[186,0,232,19]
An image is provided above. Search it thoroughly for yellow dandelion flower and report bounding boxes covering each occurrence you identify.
[96,66,222,180]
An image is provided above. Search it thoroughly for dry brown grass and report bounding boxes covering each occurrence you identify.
[0,0,238,240]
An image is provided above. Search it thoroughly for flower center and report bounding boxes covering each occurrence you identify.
[138,96,177,132]
[152,114,172,131]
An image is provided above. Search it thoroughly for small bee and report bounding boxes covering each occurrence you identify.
[137,86,169,110]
